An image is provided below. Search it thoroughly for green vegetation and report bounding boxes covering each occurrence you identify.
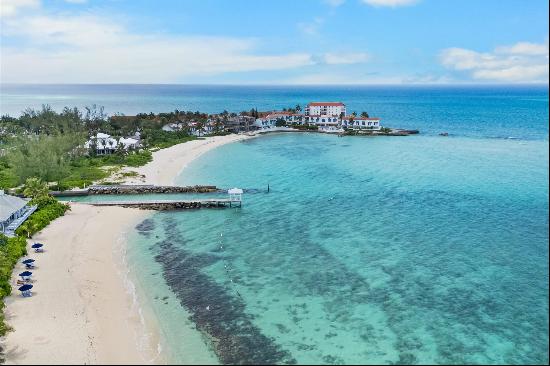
[289,124,318,131]
[144,131,196,149]
[16,196,70,238]
[0,160,17,190]
[22,178,49,199]
[0,105,204,191]
[275,118,286,127]
[0,234,27,336]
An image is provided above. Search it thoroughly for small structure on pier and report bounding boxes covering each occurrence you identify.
[228,188,243,207]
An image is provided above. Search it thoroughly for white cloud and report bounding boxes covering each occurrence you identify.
[440,42,549,82]
[1,13,314,83]
[298,17,324,36]
[495,42,549,56]
[284,72,402,85]
[361,0,418,7]
[0,0,39,17]
[324,53,369,64]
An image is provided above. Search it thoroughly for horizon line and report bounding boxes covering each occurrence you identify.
[1,82,549,87]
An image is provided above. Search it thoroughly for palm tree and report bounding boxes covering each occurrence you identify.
[23,177,49,199]
[361,111,369,118]
[295,104,302,113]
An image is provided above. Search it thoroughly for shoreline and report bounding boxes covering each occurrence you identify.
[0,133,255,364]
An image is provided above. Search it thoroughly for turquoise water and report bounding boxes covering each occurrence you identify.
[7,85,547,364]
[129,132,548,364]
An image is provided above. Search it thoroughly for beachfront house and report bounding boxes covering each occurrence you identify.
[85,132,141,155]
[118,137,140,150]
[0,190,37,237]
[254,112,304,129]
[342,116,381,131]
[162,123,179,132]
[85,132,119,155]
[224,115,256,133]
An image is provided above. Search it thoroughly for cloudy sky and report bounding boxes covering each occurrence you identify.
[0,0,548,84]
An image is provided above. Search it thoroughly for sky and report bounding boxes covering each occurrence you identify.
[0,0,548,84]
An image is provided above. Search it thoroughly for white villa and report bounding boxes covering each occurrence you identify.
[305,102,346,118]
[342,116,381,131]
[118,137,140,150]
[254,112,303,129]
[0,190,37,237]
[254,102,381,132]
[85,132,140,155]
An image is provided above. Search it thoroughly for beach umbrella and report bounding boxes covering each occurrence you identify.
[22,259,35,264]
[19,271,33,277]
[31,243,44,249]
[18,284,33,292]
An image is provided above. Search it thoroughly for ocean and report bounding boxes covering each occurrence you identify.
[1,84,548,140]
[2,85,548,364]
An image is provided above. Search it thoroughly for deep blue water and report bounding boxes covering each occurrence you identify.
[1,84,548,140]
[3,85,548,364]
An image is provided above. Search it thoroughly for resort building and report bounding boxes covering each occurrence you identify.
[254,112,304,129]
[305,102,346,118]
[0,190,37,237]
[305,115,342,131]
[164,102,381,133]
[342,116,381,131]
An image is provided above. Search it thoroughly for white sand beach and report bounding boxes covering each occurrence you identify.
[1,134,254,364]
[126,134,254,185]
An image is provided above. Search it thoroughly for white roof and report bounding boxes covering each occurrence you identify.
[228,188,243,194]
[96,132,111,139]
[98,138,118,149]
[0,193,28,222]
[119,137,138,145]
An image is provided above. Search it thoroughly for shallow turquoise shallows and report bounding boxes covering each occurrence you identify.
[21,85,547,364]
[128,132,548,364]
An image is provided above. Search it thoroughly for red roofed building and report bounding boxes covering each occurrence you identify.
[305,102,346,118]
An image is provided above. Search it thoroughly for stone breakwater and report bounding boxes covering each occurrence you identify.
[89,199,236,210]
[88,185,218,195]
[51,184,219,197]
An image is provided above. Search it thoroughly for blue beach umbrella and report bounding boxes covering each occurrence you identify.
[19,271,33,277]
[22,259,35,264]
[31,243,44,249]
[18,284,33,292]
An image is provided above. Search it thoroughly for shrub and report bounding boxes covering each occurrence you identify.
[15,197,70,238]
[22,177,49,199]
[0,235,27,336]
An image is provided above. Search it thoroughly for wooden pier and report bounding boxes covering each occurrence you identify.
[87,198,242,210]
